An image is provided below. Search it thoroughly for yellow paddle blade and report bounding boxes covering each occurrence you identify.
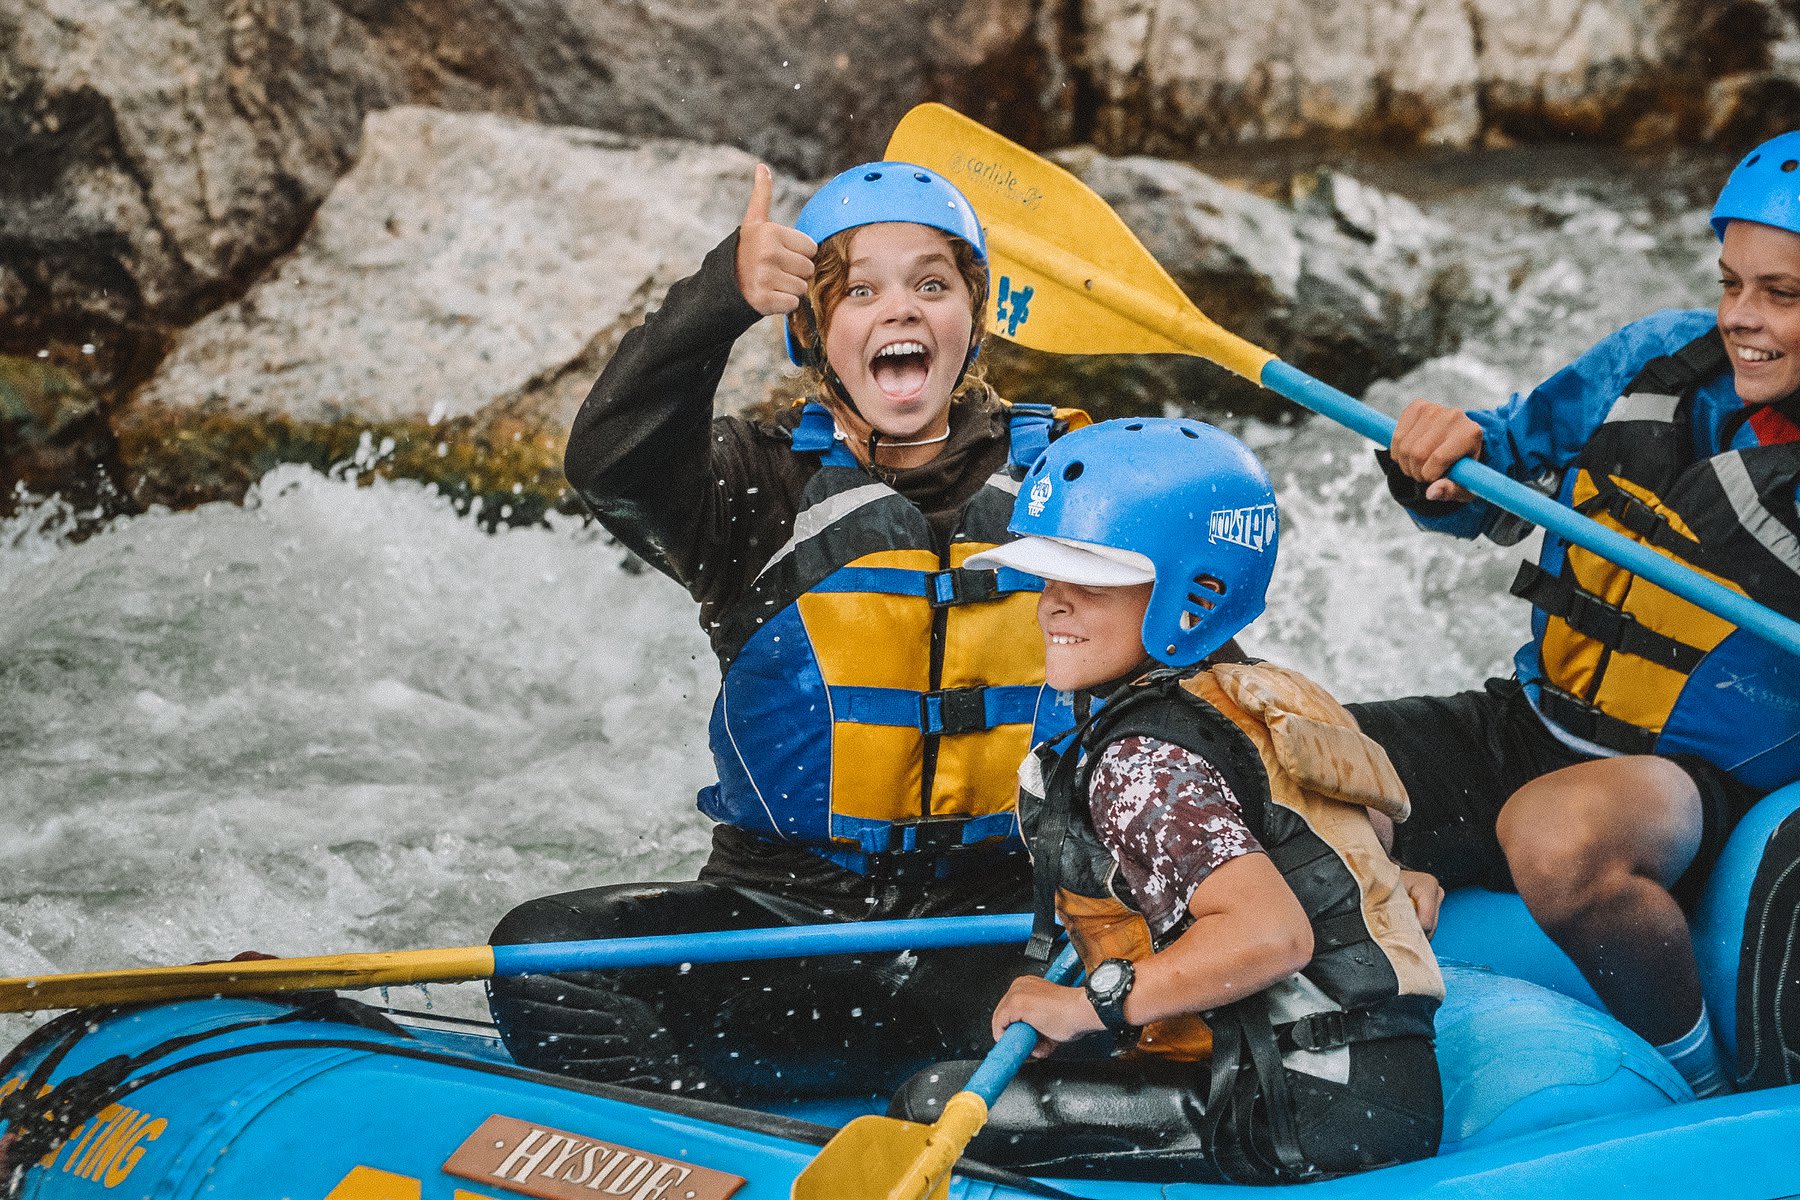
[793,1093,988,1200]
[0,946,496,1012]
[886,103,1275,384]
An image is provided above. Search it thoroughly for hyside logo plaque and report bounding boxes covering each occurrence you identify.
[444,1115,744,1200]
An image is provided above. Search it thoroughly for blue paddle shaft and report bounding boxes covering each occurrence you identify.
[1262,360,1800,660]
[492,912,1033,976]
[964,944,1083,1105]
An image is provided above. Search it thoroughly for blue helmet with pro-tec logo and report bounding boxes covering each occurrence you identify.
[784,161,988,366]
[1711,131,1800,240]
[969,417,1279,667]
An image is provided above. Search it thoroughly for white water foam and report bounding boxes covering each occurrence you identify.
[0,466,715,1030]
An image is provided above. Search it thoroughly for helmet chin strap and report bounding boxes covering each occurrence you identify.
[796,299,860,417]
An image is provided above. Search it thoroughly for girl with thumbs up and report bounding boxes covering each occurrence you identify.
[487,160,1088,1101]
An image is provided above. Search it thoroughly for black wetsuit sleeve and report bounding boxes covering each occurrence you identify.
[563,232,786,603]
[1372,449,1474,520]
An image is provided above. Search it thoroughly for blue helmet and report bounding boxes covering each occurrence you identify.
[992,418,1279,667]
[1711,131,1800,240]
[784,161,988,366]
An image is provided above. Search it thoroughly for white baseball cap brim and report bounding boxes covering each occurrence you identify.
[965,536,1156,586]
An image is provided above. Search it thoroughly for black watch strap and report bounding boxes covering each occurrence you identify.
[1084,957,1138,1034]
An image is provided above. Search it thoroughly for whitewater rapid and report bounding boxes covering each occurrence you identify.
[0,153,1725,1036]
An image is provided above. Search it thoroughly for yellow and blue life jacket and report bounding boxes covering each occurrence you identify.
[1512,331,1800,790]
[698,401,1080,874]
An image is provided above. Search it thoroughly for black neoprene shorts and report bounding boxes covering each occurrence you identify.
[1346,677,1762,908]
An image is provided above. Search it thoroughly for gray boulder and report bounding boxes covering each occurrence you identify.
[117,107,801,515]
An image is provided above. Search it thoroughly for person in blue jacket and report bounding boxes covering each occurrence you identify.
[1349,131,1800,1098]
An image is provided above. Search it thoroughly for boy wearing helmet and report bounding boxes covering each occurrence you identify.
[1354,131,1800,1098]
[896,419,1444,1183]
[485,162,1084,1097]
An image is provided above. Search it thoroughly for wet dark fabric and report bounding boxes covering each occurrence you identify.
[488,825,1033,1102]
[562,231,1019,648]
[1346,677,1761,908]
[890,1035,1441,1183]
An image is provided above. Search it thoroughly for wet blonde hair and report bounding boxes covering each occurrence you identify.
[786,227,990,468]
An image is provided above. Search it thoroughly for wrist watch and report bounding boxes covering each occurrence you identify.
[1084,957,1138,1034]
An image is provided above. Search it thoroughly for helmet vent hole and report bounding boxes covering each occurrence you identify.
[1124,422,1144,431]
[1188,574,1226,612]
[1179,612,1201,630]
[1784,160,1799,173]
[1748,154,1762,168]
[914,172,930,182]
[1180,426,1200,439]
[864,171,884,181]
[1063,461,1085,481]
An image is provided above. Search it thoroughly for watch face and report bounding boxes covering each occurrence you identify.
[1090,960,1125,993]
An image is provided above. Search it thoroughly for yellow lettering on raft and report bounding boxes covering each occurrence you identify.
[102,1115,165,1188]
[324,1166,422,1199]
[0,1078,165,1186]
[70,1103,129,1177]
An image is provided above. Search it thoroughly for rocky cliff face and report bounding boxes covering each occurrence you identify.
[1055,0,1795,154]
[1,0,1792,517]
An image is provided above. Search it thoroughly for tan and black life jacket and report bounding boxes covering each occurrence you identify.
[1019,662,1441,1175]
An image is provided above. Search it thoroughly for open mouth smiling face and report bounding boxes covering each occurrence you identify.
[823,223,977,441]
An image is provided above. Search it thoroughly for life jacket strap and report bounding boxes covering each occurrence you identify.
[811,813,1020,876]
[1576,478,1734,576]
[1204,996,1309,1182]
[1274,993,1439,1054]
[789,401,859,467]
[830,683,1043,735]
[1005,403,1056,472]
[1620,328,1729,400]
[1511,560,1708,673]
[794,400,1060,472]
[1310,909,1378,954]
[807,564,1040,605]
[1536,682,1659,755]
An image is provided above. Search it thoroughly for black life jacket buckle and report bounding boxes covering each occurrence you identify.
[1279,1010,1349,1053]
[926,567,1000,607]
[1564,586,1629,647]
[920,686,990,735]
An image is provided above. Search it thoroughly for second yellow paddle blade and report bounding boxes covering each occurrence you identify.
[886,103,1274,382]
[0,946,496,1013]
[792,1114,957,1200]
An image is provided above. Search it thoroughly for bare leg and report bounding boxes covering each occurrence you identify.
[1494,756,1704,1046]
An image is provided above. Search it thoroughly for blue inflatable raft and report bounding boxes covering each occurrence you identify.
[4,782,1799,1200]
